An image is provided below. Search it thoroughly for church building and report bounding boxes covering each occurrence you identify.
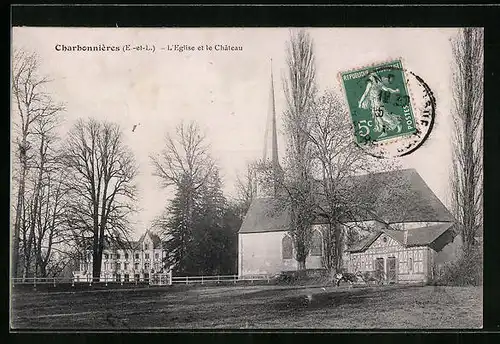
[237,66,459,284]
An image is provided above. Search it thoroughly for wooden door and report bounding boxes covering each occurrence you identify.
[375,258,385,282]
[386,257,397,283]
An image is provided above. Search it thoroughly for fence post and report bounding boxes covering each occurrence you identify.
[267,275,270,284]
[169,271,173,286]
[72,277,75,287]
[89,275,92,287]
[105,275,108,287]
[217,275,220,284]
[34,276,37,289]
[201,276,204,285]
[185,276,188,285]
[53,277,56,288]
[234,275,236,284]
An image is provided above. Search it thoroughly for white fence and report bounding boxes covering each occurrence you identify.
[12,273,272,288]
[171,274,271,285]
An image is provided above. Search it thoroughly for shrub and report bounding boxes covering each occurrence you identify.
[273,269,328,285]
[434,246,483,286]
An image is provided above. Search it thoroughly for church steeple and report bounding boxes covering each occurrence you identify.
[257,59,283,198]
[263,59,280,168]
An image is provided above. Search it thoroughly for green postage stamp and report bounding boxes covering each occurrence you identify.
[341,60,417,144]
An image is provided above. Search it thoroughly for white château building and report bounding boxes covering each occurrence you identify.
[73,230,168,283]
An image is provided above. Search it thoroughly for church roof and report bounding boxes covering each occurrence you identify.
[239,197,291,234]
[239,168,454,234]
[346,222,456,253]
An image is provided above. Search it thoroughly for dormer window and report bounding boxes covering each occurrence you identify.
[144,243,149,250]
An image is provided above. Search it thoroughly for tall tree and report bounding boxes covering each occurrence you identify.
[151,121,215,274]
[281,29,318,270]
[450,28,484,253]
[21,105,70,278]
[308,90,401,271]
[11,49,64,278]
[62,119,138,281]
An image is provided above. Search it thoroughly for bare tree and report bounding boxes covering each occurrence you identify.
[280,29,318,270]
[450,28,484,254]
[235,160,258,216]
[151,121,215,224]
[308,90,402,272]
[11,48,65,278]
[62,118,138,281]
[150,121,215,271]
[20,106,70,278]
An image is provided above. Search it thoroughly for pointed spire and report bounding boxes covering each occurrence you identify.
[263,58,279,168]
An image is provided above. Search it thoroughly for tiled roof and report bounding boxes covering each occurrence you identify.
[134,230,163,249]
[80,230,164,251]
[239,168,454,234]
[238,197,291,234]
[346,223,456,253]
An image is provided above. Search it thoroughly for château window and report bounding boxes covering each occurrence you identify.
[124,262,129,270]
[155,253,159,260]
[135,253,140,259]
[145,263,150,270]
[282,236,293,260]
[144,244,149,250]
[125,253,129,260]
[310,231,323,256]
[104,253,109,259]
[145,253,150,260]
[115,262,121,270]
[116,253,121,259]
[134,263,139,270]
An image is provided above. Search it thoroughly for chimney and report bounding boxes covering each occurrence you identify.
[403,230,408,246]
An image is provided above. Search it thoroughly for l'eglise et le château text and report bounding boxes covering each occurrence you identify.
[166,44,243,52]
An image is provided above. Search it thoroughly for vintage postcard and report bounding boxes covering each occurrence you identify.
[10,27,483,330]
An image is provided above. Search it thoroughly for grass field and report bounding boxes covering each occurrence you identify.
[11,283,482,329]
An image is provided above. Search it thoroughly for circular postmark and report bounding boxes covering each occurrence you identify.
[343,62,436,159]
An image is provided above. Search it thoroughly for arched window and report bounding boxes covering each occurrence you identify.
[282,235,293,260]
[310,230,323,256]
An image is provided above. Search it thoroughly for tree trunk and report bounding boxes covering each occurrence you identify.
[12,139,28,279]
[334,223,343,272]
[297,260,306,270]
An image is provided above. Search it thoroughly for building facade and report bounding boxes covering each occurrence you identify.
[345,223,460,284]
[73,230,168,282]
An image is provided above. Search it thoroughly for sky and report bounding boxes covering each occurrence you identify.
[12,27,458,239]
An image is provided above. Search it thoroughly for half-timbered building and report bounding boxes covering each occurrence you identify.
[345,223,459,283]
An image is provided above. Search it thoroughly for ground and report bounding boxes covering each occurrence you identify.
[11,284,482,329]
